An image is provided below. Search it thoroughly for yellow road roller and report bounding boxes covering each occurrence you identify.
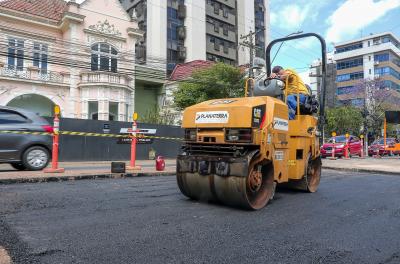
[176,33,327,210]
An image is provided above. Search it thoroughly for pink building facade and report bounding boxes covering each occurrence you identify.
[0,0,145,121]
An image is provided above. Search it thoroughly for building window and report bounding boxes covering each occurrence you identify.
[351,98,364,107]
[336,57,363,70]
[383,80,400,91]
[91,43,118,73]
[7,38,24,70]
[109,102,119,121]
[33,43,48,74]
[223,7,228,18]
[214,23,219,33]
[336,71,364,82]
[223,25,228,36]
[88,101,98,120]
[374,53,389,62]
[214,2,219,14]
[335,42,363,54]
[382,36,391,43]
[337,86,356,95]
[375,67,400,79]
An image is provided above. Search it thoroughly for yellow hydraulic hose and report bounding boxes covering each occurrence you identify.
[245,78,254,97]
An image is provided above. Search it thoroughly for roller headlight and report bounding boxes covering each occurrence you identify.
[185,129,197,141]
[225,129,252,143]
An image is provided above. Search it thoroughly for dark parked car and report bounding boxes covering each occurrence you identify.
[0,106,53,170]
[320,135,363,158]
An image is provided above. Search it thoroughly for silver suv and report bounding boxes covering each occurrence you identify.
[0,106,53,171]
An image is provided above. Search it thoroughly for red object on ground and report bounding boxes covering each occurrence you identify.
[156,156,165,171]
[127,121,141,171]
[43,115,65,173]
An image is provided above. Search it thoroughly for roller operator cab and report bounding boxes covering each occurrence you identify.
[177,33,327,210]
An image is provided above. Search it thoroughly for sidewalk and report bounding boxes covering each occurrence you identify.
[0,159,176,184]
[322,157,400,175]
[0,157,398,184]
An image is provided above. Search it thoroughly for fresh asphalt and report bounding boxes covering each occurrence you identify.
[0,170,399,264]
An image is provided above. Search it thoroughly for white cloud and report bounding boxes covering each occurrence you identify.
[326,0,400,43]
[270,4,311,30]
[299,71,311,85]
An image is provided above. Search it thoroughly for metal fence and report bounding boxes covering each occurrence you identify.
[45,117,183,162]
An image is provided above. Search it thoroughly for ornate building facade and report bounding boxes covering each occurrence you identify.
[0,0,145,121]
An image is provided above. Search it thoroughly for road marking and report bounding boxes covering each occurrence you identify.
[0,247,11,264]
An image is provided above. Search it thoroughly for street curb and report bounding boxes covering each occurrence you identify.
[0,171,175,185]
[322,166,400,176]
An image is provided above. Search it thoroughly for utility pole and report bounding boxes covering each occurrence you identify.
[239,27,265,78]
[363,83,369,154]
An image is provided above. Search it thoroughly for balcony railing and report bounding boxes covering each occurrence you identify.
[80,71,133,88]
[0,64,69,84]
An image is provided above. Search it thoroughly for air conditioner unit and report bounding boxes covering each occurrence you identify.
[178,4,186,19]
[177,46,186,61]
[374,61,380,66]
[177,26,186,40]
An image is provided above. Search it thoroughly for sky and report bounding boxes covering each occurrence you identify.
[269,0,400,82]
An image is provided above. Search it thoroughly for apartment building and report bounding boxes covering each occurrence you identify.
[333,32,400,107]
[119,0,269,75]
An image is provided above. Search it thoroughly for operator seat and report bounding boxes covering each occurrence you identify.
[254,75,319,116]
[299,84,319,115]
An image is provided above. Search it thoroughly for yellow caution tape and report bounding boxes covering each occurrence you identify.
[0,130,183,141]
[0,130,51,136]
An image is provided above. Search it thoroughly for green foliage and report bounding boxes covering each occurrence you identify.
[173,63,244,109]
[139,106,176,125]
[326,106,363,136]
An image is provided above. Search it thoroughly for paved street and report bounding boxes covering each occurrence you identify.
[1,170,400,264]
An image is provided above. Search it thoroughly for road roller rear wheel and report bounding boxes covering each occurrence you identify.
[283,154,321,192]
[244,162,275,210]
[305,155,321,193]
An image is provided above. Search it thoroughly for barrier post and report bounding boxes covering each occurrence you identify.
[329,132,337,160]
[44,105,65,173]
[344,133,350,159]
[360,135,365,159]
[127,113,141,171]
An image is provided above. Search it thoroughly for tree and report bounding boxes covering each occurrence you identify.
[326,106,363,135]
[139,106,176,125]
[173,63,244,109]
[353,78,400,137]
